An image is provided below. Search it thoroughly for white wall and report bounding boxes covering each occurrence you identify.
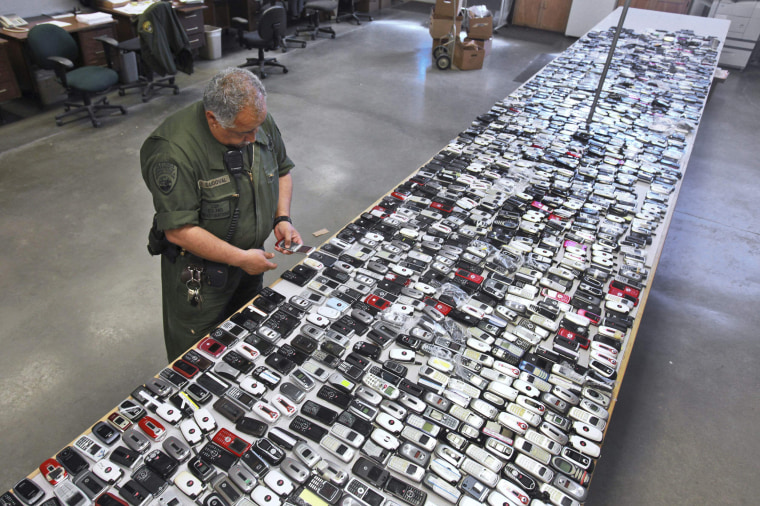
[565,0,617,37]
[2,0,80,19]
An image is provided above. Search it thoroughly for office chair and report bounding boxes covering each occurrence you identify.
[295,0,339,39]
[337,0,373,25]
[26,24,126,128]
[116,1,193,102]
[233,4,291,77]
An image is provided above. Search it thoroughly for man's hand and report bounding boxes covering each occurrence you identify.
[273,221,303,254]
[238,249,277,275]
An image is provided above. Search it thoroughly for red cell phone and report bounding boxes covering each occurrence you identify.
[197,337,226,358]
[557,328,590,349]
[212,428,251,457]
[138,416,166,441]
[172,359,200,379]
[364,294,391,311]
[455,268,484,284]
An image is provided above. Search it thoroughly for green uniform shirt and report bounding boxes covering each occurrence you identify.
[141,101,294,251]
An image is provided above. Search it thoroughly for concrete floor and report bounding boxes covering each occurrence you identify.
[0,2,758,503]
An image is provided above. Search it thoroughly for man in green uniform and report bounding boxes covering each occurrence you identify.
[141,67,302,361]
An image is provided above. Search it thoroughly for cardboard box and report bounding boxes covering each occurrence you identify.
[467,15,493,39]
[435,0,461,18]
[453,40,484,70]
[465,37,492,57]
[429,10,463,39]
[357,0,381,13]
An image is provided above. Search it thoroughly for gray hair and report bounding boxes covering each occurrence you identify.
[203,68,267,128]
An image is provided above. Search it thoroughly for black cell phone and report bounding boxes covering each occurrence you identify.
[119,480,151,506]
[132,465,167,496]
[110,446,140,469]
[301,400,339,426]
[244,334,276,356]
[159,367,189,387]
[369,366,400,386]
[353,341,381,360]
[187,455,217,483]
[222,350,254,374]
[312,350,341,368]
[265,352,296,375]
[145,450,179,480]
[309,251,338,267]
[336,410,373,437]
[344,352,371,370]
[322,243,345,256]
[198,442,237,472]
[320,340,346,358]
[235,416,268,438]
[337,361,365,382]
[226,387,255,410]
[212,396,245,423]
[254,438,286,465]
[305,474,343,503]
[196,371,230,397]
[253,295,279,314]
[12,478,43,504]
[384,476,427,506]
[183,349,214,371]
[292,334,318,355]
[398,380,424,397]
[278,344,309,365]
[240,450,270,478]
[290,265,317,285]
[317,385,352,409]
[323,267,350,284]
[352,457,390,488]
[186,383,212,404]
[289,415,328,443]
[259,287,286,304]
[56,447,89,476]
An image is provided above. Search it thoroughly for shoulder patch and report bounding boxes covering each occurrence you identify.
[153,162,178,195]
[142,20,153,33]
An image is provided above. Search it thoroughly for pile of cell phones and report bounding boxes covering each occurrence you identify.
[2,25,720,506]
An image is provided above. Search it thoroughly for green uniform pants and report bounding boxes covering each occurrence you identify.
[161,254,262,361]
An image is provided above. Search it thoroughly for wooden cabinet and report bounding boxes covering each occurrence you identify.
[0,40,21,103]
[513,0,573,33]
[177,7,206,49]
[616,0,691,15]
[77,24,117,66]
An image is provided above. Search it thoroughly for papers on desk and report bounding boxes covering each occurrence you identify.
[39,20,72,27]
[114,4,151,15]
[75,12,114,25]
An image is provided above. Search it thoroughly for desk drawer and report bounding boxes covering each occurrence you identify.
[178,10,205,49]
[0,43,20,101]
[0,77,21,102]
[78,25,117,66]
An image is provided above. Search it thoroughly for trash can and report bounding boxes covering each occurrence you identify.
[119,50,139,84]
[201,25,222,60]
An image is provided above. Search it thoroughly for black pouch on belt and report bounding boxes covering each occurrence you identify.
[205,261,228,288]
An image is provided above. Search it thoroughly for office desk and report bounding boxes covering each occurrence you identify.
[0,16,117,92]
[98,1,208,49]
[0,40,21,103]
[202,0,262,32]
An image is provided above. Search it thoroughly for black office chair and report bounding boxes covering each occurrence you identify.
[26,24,126,128]
[233,4,291,78]
[116,1,193,102]
[337,0,373,25]
[296,0,339,40]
